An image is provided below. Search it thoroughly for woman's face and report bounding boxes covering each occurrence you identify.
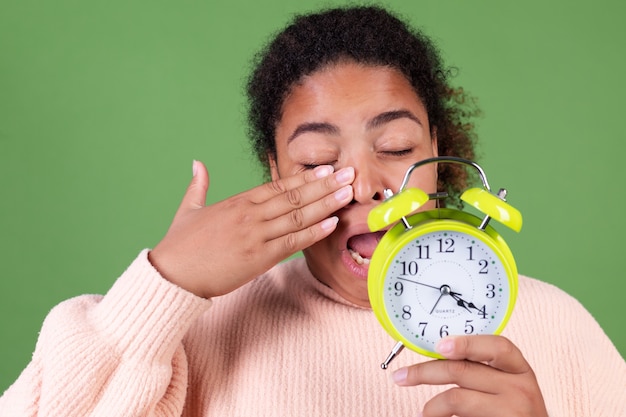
[271,61,438,307]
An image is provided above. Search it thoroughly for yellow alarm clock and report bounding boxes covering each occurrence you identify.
[367,156,522,369]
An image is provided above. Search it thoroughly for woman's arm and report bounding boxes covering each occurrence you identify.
[0,251,211,417]
[0,160,353,416]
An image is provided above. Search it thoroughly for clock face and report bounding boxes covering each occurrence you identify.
[381,228,513,355]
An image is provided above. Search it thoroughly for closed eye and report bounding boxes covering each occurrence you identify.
[382,149,413,157]
[302,161,337,170]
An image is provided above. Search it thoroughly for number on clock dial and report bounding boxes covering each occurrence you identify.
[385,230,510,350]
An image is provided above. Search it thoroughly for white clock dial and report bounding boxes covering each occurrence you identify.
[383,229,511,352]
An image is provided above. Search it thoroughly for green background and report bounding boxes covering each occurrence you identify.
[1,0,624,392]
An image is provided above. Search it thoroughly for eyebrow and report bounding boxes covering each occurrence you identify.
[287,109,422,143]
[366,109,423,130]
[287,122,339,143]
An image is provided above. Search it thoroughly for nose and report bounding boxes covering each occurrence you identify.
[351,164,384,204]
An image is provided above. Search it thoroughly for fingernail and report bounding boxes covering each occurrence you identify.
[334,185,353,202]
[314,165,334,179]
[320,216,339,231]
[392,367,408,385]
[436,337,455,355]
[335,167,355,184]
[192,160,198,177]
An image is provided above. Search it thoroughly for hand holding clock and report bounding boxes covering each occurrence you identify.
[392,335,549,417]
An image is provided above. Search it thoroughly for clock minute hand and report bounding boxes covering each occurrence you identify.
[396,277,440,291]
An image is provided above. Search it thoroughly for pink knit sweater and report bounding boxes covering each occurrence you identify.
[1,250,624,416]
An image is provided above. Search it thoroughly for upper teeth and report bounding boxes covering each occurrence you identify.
[349,249,370,265]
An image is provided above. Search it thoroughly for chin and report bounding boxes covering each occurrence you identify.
[304,248,372,306]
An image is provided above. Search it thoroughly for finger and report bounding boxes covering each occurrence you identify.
[422,387,498,417]
[250,165,337,204]
[177,160,210,214]
[393,358,504,394]
[436,335,531,374]
[262,184,353,240]
[265,215,340,257]
[259,167,355,221]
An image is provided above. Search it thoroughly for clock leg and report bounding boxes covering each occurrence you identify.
[381,341,405,370]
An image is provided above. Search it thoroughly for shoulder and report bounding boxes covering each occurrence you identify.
[517,274,574,300]
[514,274,595,324]
[510,275,626,415]
[507,274,616,354]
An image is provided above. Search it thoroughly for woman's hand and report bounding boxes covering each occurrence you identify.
[392,335,549,417]
[149,160,354,298]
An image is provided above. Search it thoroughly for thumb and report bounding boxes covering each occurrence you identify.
[179,160,209,211]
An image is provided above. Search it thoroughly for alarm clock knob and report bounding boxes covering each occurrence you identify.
[460,187,523,232]
[367,188,429,232]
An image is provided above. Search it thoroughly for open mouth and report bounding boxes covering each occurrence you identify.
[349,248,370,265]
[347,232,386,266]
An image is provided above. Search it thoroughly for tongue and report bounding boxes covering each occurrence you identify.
[347,232,386,259]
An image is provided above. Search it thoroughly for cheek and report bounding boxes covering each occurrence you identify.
[405,165,438,194]
[302,240,336,280]
[269,157,280,181]
[308,228,339,252]
[304,227,344,268]
[273,150,306,178]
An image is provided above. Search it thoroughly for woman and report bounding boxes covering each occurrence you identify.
[1,6,623,417]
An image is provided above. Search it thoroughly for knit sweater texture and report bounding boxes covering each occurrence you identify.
[1,250,624,416]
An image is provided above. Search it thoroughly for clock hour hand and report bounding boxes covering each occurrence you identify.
[449,291,477,313]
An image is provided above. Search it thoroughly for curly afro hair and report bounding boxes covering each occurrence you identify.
[246,5,480,202]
